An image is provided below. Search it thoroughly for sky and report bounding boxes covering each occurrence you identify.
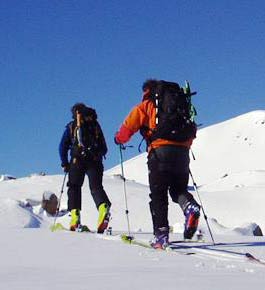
[1,0,265,177]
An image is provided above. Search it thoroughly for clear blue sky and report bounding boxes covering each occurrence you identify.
[1,0,265,177]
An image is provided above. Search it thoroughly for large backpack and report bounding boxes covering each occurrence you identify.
[148,80,197,143]
[69,107,108,160]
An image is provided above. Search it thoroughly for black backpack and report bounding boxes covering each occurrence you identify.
[148,80,197,143]
[69,107,108,160]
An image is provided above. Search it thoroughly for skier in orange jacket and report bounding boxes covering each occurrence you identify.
[115,79,200,249]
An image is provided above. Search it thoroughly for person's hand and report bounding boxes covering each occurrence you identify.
[114,136,121,145]
[61,163,70,173]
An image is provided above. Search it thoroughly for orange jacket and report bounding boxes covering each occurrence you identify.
[115,98,194,152]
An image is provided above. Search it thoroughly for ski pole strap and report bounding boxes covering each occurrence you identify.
[120,144,133,150]
[120,144,126,151]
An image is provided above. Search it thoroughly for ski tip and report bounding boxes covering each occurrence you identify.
[50,223,66,232]
[245,252,265,265]
[245,252,256,259]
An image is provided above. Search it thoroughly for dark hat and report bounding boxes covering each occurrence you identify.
[71,103,86,119]
[142,79,158,92]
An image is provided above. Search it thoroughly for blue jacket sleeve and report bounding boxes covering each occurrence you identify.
[59,126,72,166]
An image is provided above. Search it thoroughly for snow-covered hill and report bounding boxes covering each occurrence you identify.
[106,110,265,186]
[191,110,265,185]
[0,173,265,289]
[1,111,265,290]
[105,110,265,232]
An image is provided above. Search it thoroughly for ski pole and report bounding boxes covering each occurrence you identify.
[119,144,133,240]
[189,169,215,245]
[52,172,68,229]
[190,149,196,161]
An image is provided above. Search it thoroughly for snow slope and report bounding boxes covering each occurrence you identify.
[105,110,265,231]
[1,111,265,290]
[106,110,265,186]
[191,110,265,185]
[0,174,265,290]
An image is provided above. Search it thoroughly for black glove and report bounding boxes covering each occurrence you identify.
[61,163,70,173]
[114,136,121,145]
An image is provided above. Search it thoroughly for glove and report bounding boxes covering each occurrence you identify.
[61,163,70,173]
[114,136,121,145]
[114,125,133,145]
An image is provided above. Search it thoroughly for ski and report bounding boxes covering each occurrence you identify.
[50,222,114,235]
[245,252,265,266]
[121,234,196,255]
[170,239,205,244]
[170,241,265,266]
[51,226,265,266]
[121,234,153,249]
[121,235,265,265]
[50,222,95,233]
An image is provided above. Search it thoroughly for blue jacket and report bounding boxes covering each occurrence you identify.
[59,123,73,166]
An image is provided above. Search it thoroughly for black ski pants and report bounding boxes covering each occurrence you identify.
[67,158,111,211]
[147,145,199,236]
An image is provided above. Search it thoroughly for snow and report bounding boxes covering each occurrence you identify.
[0,174,16,181]
[1,110,265,289]
[106,110,265,186]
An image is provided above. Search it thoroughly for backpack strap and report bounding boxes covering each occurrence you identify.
[68,121,82,148]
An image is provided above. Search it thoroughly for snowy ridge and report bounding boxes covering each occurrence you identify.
[191,110,265,185]
[106,110,265,186]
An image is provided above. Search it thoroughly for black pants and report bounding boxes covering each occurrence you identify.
[67,158,111,211]
[147,145,199,235]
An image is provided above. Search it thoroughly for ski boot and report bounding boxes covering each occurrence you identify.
[150,233,169,250]
[97,203,111,234]
[184,203,200,239]
[70,209,81,231]
[150,227,169,249]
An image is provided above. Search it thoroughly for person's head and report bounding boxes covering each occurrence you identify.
[142,79,158,100]
[41,191,58,215]
[71,103,86,119]
[71,103,97,122]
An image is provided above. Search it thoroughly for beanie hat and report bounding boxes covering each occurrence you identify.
[71,103,86,119]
